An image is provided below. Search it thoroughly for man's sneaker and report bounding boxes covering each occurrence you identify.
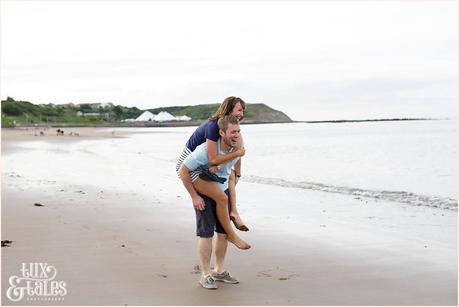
[199,275,218,289]
[211,271,239,284]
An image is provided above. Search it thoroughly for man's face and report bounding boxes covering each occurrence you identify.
[221,123,240,148]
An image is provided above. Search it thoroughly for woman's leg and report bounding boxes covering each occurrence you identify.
[228,170,249,231]
[193,178,250,250]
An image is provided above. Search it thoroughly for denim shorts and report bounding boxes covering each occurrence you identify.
[176,147,202,182]
[195,189,230,237]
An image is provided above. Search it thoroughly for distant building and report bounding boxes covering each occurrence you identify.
[66,102,112,109]
[155,111,176,122]
[135,111,156,121]
[135,110,189,122]
[92,102,114,109]
[76,111,100,117]
[175,115,192,121]
[59,103,78,108]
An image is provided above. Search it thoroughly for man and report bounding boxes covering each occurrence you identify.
[178,115,246,290]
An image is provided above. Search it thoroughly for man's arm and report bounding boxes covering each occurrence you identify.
[179,164,205,210]
[234,159,242,185]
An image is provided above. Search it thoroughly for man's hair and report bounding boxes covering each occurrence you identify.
[209,96,246,120]
[217,115,239,132]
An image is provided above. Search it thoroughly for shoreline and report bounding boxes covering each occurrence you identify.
[1,117,450,129]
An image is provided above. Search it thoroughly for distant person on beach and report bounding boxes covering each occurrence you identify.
[176,96,250,250]
[178,115,244,289]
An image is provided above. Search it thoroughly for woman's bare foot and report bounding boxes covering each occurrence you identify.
[227,235,251,250]
[230,214,249,232]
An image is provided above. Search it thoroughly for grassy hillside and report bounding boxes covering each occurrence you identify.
[1,98,143,126]
[148,104,219,120]
[149,103,292,122]
[1,97,292,127]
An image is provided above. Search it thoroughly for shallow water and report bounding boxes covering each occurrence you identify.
[2,119,457,209]
[240,119,457,209]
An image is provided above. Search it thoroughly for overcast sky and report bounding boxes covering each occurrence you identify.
[1,0,457,120]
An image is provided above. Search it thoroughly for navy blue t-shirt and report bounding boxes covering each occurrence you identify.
[185,119,219,151]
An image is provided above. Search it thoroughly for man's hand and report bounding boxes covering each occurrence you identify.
[192,195,205,210]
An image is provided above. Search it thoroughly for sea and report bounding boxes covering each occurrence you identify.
[240,119,457,210]
[3,119,457,210]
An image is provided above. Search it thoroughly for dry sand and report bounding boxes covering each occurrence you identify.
[1,128,457,305]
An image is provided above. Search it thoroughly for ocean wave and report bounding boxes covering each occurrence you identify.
[243,175,458,211]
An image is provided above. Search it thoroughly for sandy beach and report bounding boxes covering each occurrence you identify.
[1,127,457,306]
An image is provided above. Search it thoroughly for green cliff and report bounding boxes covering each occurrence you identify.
[1,97,292,127]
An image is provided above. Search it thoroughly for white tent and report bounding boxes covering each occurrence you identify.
[176,115,192,121]
[155,111,176,122]
[135,111,156,121]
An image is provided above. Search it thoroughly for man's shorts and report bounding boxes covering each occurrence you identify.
[195,189,231,237]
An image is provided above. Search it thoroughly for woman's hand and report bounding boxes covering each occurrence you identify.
[235,147,246,157]
[235,135,245,149]
[209,165,220,174]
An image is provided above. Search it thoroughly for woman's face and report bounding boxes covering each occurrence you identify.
[230,102,244,121]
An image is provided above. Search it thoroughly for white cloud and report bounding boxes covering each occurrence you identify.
[1,0,457,120]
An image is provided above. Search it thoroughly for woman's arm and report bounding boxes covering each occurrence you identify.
[206,139,244,166]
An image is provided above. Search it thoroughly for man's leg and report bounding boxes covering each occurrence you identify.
[210,191,240,284]
[198,237,213,277]
[214,233,228,274]
[195,195,219,290]
[212,234,239,284]
[193,179,250,249]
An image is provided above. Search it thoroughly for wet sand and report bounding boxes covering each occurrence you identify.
[1,128,457,305]
[1,127,147,142]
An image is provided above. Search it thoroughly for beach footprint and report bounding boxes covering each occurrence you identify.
[157,264,168,278]
[190,264,200,275]
[257,267,299,281]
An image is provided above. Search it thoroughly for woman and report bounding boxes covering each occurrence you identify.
[176,96,250,249]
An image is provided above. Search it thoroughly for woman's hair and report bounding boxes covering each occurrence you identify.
[209,96,246,120]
